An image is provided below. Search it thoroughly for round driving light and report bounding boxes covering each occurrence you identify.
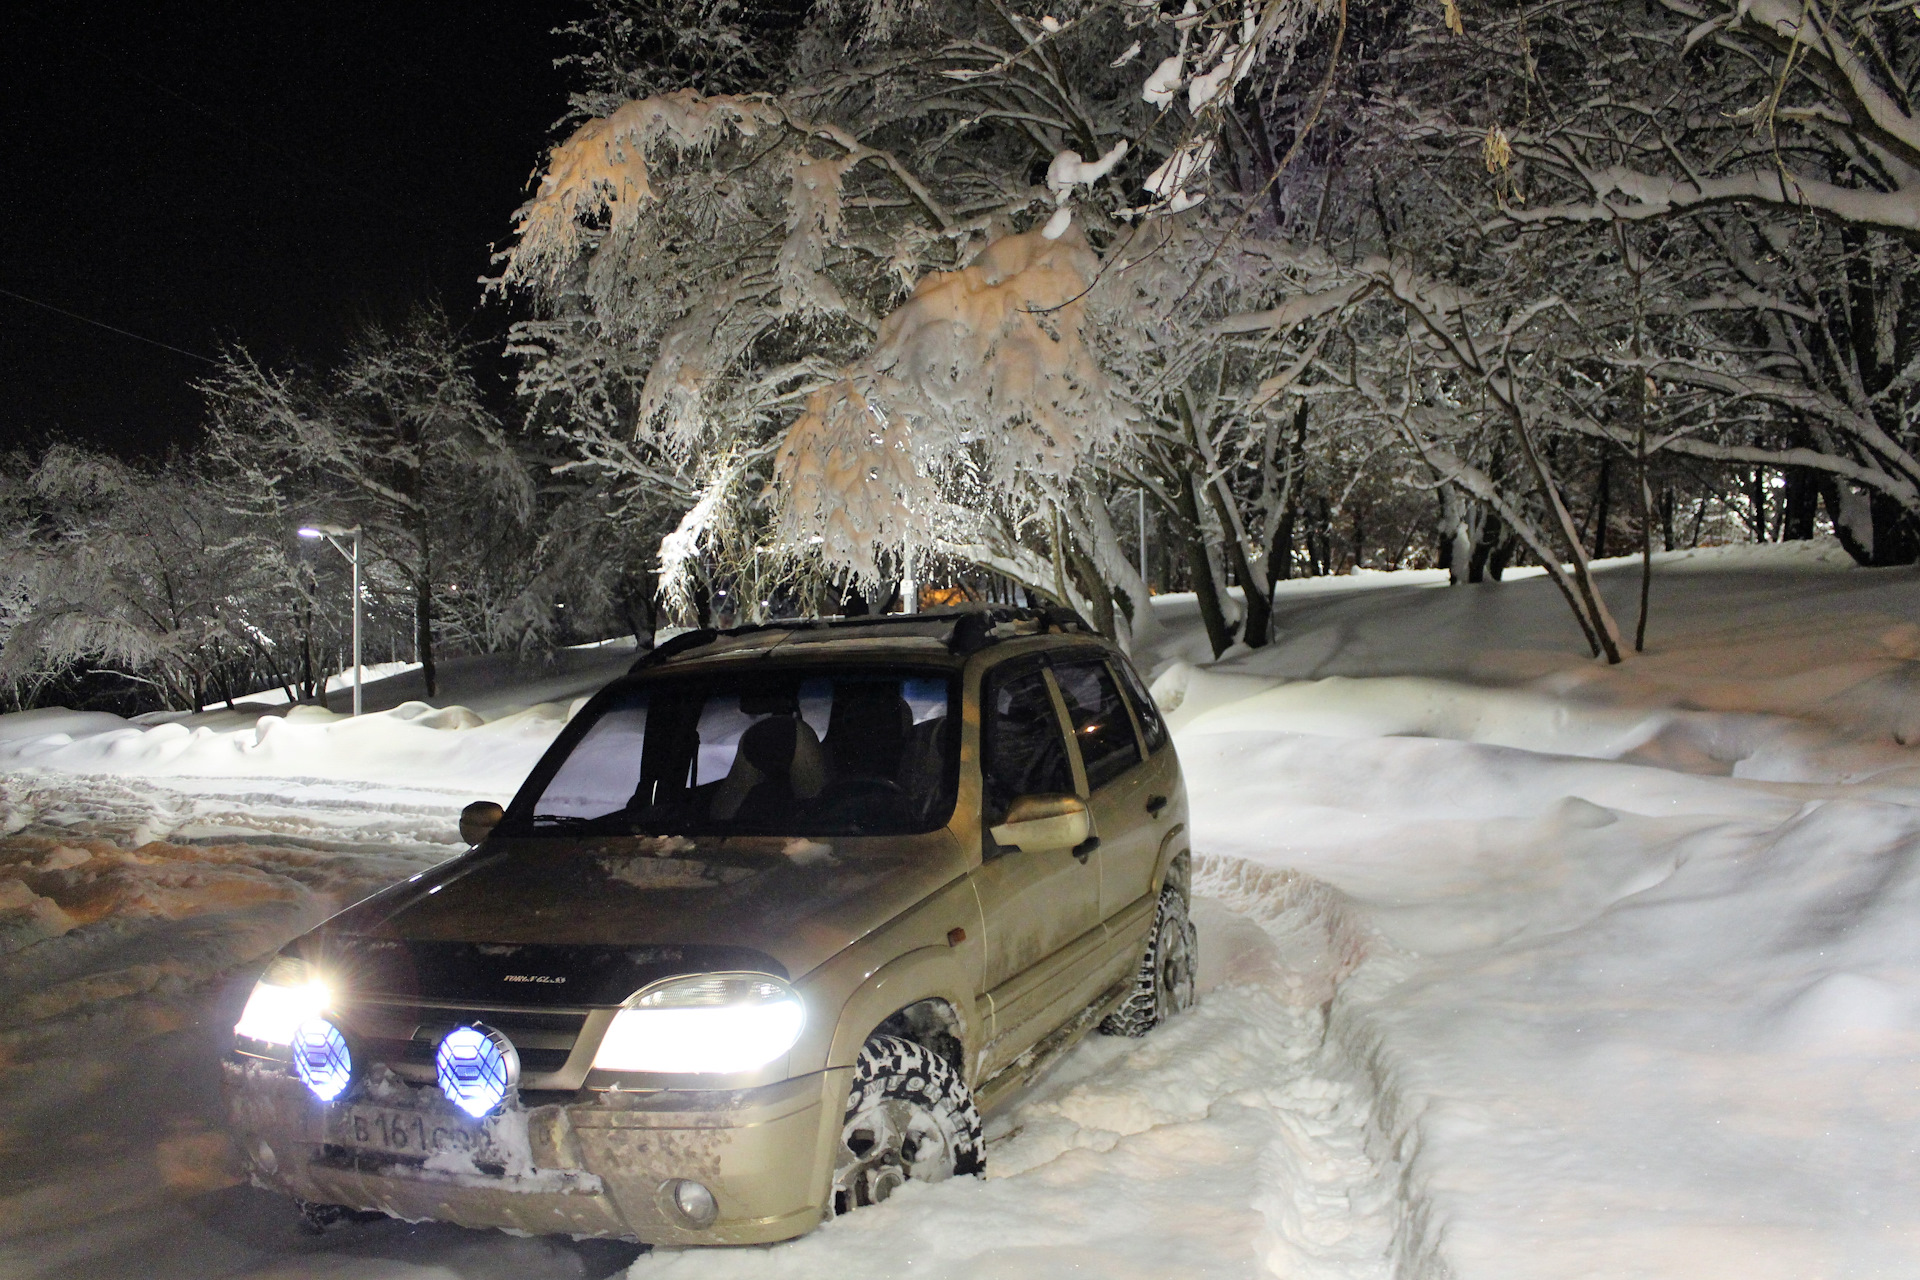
[435,1024,519,1118]
[671,1179,718,1228]
[290,1019,353,1102]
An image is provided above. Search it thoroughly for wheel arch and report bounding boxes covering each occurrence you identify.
[1155,827,1191,901]
[870,998,965,1074]
[826,945,981,1081]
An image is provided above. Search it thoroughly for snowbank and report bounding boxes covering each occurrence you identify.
[1159,541,1920,1279]
[2,540,1919,1278]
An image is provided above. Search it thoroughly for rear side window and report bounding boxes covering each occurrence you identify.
[1051,658,1143,791]
[981,663,1075,827]
[1112,655,1169,753]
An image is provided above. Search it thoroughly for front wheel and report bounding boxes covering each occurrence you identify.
[833,1035,983,1215]
[1099,887,1198,1037]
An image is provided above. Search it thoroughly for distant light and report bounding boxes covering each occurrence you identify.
[297,527,323,539]
[292,1019,353,1101]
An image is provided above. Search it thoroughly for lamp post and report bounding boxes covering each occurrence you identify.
[298,524,363,716]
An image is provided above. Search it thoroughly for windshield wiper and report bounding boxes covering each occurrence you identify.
[523,813,634,833]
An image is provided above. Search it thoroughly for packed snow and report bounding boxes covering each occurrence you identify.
[2,540,1918,1278]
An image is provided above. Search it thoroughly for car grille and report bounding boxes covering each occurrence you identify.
[347,1004,594,1085]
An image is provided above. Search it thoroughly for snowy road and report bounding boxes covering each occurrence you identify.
[0,775,1388,1280]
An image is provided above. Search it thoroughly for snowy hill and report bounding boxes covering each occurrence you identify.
[2,540,1918,1278]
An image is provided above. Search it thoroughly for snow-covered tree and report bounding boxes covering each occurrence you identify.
[488,0,1912,663]
[202,305,535,695]
[0,447,306,710]
[492,0,1333,643]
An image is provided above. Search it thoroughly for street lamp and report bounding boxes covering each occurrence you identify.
[297,524,363,716]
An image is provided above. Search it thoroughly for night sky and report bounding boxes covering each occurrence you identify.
[2,3,571,459]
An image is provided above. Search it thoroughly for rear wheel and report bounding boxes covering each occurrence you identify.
[832,1035,983,1215]
[1099,887,1197,1037]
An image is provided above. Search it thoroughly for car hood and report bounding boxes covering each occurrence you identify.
[295,829,971,1006]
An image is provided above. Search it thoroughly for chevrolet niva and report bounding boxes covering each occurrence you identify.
[224,605,1195,1245]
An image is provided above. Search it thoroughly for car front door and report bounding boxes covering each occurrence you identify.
[968,656,1105,1078]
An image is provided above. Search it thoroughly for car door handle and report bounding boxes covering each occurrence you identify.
[1072,836,1100,863]
[1146,795,1168,817]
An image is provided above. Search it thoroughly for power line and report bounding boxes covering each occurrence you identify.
[0,286,219,366]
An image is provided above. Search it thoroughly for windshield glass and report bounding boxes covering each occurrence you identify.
[518,668,959,837]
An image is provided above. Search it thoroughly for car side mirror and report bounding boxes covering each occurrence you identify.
[990,793,1090,854]
[460,801,504,846]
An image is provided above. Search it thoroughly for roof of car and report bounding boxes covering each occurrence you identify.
[627,605,1106,675]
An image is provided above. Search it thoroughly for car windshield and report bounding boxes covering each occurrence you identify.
[516,667,959,837]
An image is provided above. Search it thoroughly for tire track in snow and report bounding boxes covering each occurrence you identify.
[632,856,1404,1280]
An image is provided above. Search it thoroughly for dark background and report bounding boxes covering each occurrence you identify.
[1,3,572,459]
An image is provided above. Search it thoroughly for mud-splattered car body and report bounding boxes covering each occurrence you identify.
[224,608,1189,1245]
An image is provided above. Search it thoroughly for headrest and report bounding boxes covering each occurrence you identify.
[740,716,800,776]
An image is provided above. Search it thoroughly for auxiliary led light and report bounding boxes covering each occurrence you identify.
[436,1024,520,1118]
[291,1019,354,1102]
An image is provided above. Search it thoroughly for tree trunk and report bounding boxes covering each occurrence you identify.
[1743,468,1769,541]
[1781,467,1820,540]
[1066,537,1116,639]
[1272,500,1297,583]
[1267,402,1307,592]
[1485,525,1515,580]
[1591,452,1613,559]
[1635,410,1653,654]
[300,609,317,703]
[1175,472,1236,658]
[1869,493,1920,565]
[415,569,438,699]
[1206,480,1270,647]
[1505,394,1624,662]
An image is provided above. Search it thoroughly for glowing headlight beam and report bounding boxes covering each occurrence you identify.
[591,974,805,1075]
[234,969,332,1048]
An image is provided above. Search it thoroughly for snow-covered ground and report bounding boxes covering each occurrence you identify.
[3,541,1918,1278]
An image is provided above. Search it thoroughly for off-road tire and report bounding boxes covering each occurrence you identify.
[832,1035,983,1215]
[1099,887,1198,1037]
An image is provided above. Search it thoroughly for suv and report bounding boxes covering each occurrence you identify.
[223,607,1194,1245]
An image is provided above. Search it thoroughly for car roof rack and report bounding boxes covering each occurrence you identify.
[629,603,1096,671]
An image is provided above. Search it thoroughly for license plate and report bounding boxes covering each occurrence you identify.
[330,1105,481,1159]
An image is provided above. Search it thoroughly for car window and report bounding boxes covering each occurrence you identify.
[517,669,958,836]
[981,663,1075,830]
[1111,655,1168,753]
[1051,658,1143,791]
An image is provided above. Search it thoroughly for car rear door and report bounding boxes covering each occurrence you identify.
[1049,653,1166,937]
[968,656,1106,1076]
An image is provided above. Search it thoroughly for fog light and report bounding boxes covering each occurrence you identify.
[436,1024,519,1118]
[291,1019,353,1102]
[671,1178,718,1228]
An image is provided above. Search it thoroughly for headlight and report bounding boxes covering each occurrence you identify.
[234,955,332,1048]
[591,973,804,1075]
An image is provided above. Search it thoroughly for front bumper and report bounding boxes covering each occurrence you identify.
[223,1055,851,1245]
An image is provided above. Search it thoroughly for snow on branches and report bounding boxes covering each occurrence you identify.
[502,91,784,291]
[768,227,1122,589]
